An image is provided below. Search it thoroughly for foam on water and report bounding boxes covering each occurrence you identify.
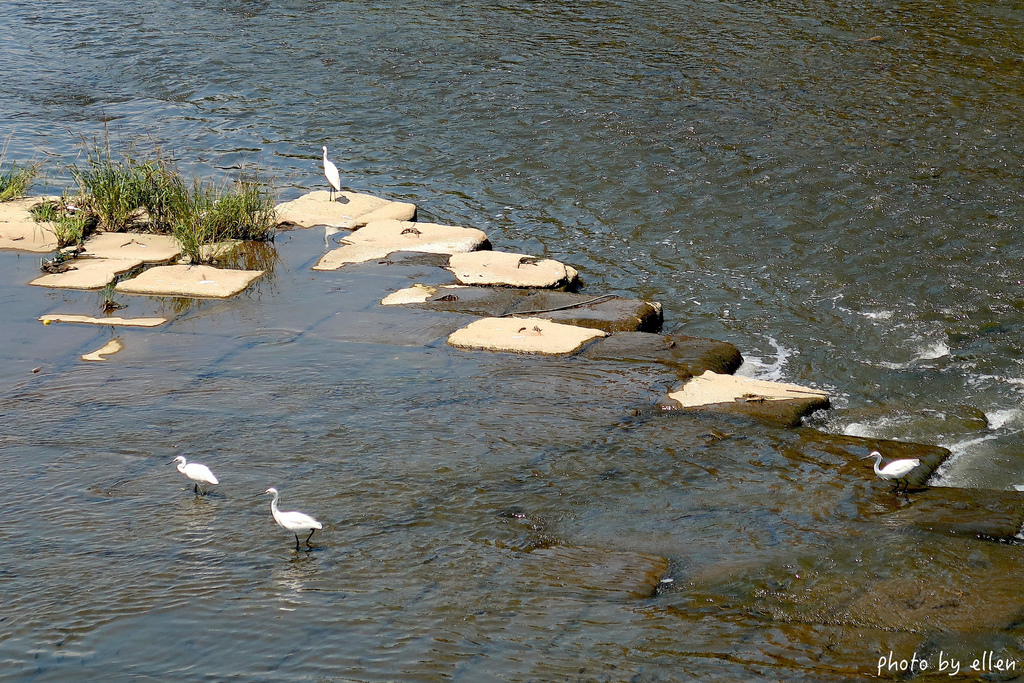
[734,336,792,382]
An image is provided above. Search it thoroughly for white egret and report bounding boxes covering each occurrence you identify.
[322,145,342,202]
[863,450,920,493]
[266,487,323,550]
[171,455,219,495]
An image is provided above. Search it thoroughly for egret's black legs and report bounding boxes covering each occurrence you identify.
[305,529,316,546]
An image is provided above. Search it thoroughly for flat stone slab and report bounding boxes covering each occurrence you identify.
[115,264,264,298]
[664,370,830,428]
[30,257,143,290]
[447,316,606,355]
[40,314,167,327]
[81,339,123,361]
[81,233,182,262]
[0,196,59,252]
[381,285,662,334]
[878,486,1024,539]
[581,332,744,379]
[314,220,490,271]
[275,190,416,229]
[448,251,579,290]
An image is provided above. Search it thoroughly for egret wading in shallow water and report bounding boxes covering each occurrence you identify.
[322,145,341,202]
[266,487,323,550]
[863,450,921,493]
[171,456,219,495]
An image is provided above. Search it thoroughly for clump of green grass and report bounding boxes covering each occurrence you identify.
[69,147,147,231]
[0,162,38,202]
[52,138,278,262]
[30,197,95,248]
[171,177,277,264]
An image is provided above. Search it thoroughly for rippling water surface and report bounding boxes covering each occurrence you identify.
[3,1,1024,680]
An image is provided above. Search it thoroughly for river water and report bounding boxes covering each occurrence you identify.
[2,1,1024,680]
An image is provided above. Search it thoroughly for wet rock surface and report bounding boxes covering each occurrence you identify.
[382,285,662,333]
[581,332,743,378]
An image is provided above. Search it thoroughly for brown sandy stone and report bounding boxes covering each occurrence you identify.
[448,251,579,290]
[447,316,605,355]
[115,264,263,298]
[664,370,830,428]
[0,196,59,252]
[81,339,123,361]
[315,219,489,270]
[40,314,167,327]
[275,190,416,229]
[81,233,182,262]
[30,258,143,290]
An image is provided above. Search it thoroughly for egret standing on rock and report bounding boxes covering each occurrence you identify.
[266,487,323,550]
[171,455,219,495]
[322,145,341,202]
[863,450,920,493]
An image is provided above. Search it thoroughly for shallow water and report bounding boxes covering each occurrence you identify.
[3,1,1024,680]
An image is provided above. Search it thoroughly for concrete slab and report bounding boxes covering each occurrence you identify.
[581,332,743,378]
[0,196,59,252]
[665,370,830,428]
[81,339,123,361]
[315,219,490,270]
[115,264,264,298]
[447,316,606,355]
[448,251,579,290]
[81,233,181,262]
[40,314,167,327]
[275,190,416,229]
[30,257,143,290]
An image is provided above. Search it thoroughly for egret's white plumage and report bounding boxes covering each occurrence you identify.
[266,487,323,549]
[171,455,219,495]
[322,145,341,202]
[863,450,920,493]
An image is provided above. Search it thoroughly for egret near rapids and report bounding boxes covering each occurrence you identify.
[322,145,341,201]
[171,455,219,495]
[863,450,920,493]
[266,487,323,550]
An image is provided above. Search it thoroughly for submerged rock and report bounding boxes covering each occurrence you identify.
[448,251,579,290]
[275,190,416,229]
[664,370,830,428]
[81,338,123,361]
[581,332,743,379]
[0,196,59,252]
[115,264,264,298]
[447,316,606,355]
